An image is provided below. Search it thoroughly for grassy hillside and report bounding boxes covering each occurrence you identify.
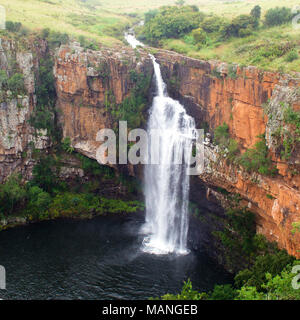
[1,0,133,46]
[1,0,300,72]
[161,24,300,73]
[101,0,300,17]
[137,2,300,73]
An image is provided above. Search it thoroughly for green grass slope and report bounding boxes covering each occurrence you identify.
[1,0,133,45]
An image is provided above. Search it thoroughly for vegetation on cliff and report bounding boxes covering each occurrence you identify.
[0,31,146,228]
[158,205,298,300]
[106,70,152,130]
[0,153,144,230]
[0,60,26,102]
[213,124,278,177]
[159,260,300,300]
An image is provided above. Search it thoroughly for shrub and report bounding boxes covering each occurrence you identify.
[47,31,69,48]
[214,122,229,145]
[0,174,26,216]
[159,261,300,300]
[77,154,115,178]
[238,135,278,176]
[209,284,237,300]
[200,16,225,33]
[253,42,295,62]
[227,139,239,162]
[7,73,26,95]
[0,70,8,88]
[78,35,99,51]
[30,156,60,193]
[232,14,258,32]
[238,27,253,38]
[235,286,265,300]
[160,279,204,300]
[25,186,52,219]
[110,72,151,129]
[264,7,292,27]
[191,28,207,45]
[41,28,50,39]
[279,105,300,160]
[62,137,74,153]
[228,64,238,79]
[213,123,240,162]
[46,193,144,218]
[96,197,144,215]
[5,21,22,32]
[285,49,299,62]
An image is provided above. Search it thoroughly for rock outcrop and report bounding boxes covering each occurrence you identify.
[0,38,50,182]
[54,42,153,161]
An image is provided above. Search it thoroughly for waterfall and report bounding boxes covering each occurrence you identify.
[125,32,196,255]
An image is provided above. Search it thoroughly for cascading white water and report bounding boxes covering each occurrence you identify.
[125,32,196,255]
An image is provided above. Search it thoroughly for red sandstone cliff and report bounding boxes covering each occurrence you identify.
[2,37,298,258]
[54,42,153,161]
[155,50,300,258]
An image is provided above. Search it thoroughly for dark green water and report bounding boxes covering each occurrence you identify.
[0,214,232,300]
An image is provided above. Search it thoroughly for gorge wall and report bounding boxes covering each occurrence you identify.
[155,49,300,258]
[0,37,299,259]
[0,38,50,182]
[54,42,153,166]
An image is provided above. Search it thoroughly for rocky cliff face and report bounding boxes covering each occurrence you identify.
[54,42,153,165]
[53,43,300,257]
[0,38,50,182]
[155,49,300,258]
[1,36,299,258]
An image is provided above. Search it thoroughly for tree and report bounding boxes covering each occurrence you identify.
[0,174,26,215]
[144,9,159,23]
[263,264,300,300]
[175,0,185,6]
[143,6,205,43]
[5,21,22,32]
[251,5,261,20]
[234,250,295,291]
[264,7,292,27]
[209,285,237,300]
[235,286,265,300]
[26,186,52,217]
[220,14,258,39]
